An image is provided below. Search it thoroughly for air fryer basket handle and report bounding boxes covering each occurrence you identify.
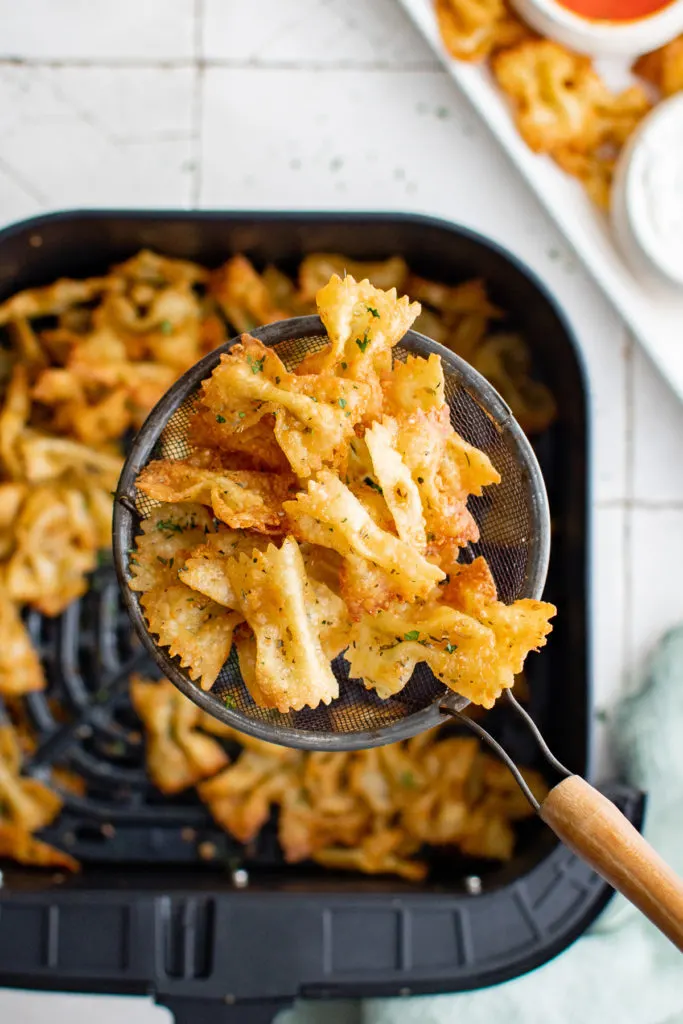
[158,997,291,1024]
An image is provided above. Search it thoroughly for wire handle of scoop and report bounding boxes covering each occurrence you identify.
[439,701,542,812]
[440,689,573,813]
[503,689,573,779]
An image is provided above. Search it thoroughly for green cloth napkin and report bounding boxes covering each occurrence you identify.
[281,627,683,1024]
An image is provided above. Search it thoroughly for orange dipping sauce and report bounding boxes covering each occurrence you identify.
[558,0,673,19]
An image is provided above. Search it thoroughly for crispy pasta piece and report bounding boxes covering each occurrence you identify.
[0,276,114,325]
[224,536,339,712]
[381,353,445,416]
[141,585,241,690]
[634,36,683,97]
[0,365,30,479]
[0,825,79,871]
[5,486,99,615]
[198,746,302,843]
[128,503,216,594]
[365,419,426,551]
[210,255,290,332]
[435,0,529,63]
[136,457,294,534]
[0,589,45,695]
[201,337,368,476]
[189,407,290,472]
[130,675,228,793]
[0,726,62,832]
[179,529,274,608]
[312,273,420,378]
[493,40,604,153]
[284,471,445,600]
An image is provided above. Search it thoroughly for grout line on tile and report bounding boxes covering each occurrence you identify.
[0,153,47,205]
[623,329,635,690]
[190,0,204,206]
[595,499,683,510]
[0,57,440,72]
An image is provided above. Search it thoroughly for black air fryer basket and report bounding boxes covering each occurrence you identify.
[0,211,643,1024]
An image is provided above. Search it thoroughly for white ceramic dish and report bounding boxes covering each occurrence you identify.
[397,0,683,403]
[612,93,683,289]
[511,0,683,57]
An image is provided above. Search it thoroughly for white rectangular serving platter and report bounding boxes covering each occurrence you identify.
[398,0,683,401]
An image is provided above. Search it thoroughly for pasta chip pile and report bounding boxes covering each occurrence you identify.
[131,273,555,714]
[133,675,548,879]
[433,3,683,209]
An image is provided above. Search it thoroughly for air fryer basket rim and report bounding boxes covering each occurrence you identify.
[0,208,614,1008]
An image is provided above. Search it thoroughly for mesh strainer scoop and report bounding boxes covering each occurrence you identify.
[114,315,683,949]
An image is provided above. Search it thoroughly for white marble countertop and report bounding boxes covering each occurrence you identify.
[1,1,682,1020]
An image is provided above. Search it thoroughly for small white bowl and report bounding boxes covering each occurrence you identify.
[611,93,683,291]
[510,0,683,57]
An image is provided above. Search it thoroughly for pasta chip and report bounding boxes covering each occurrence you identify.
[0,589,45,695]
[0,364,30,479]
[198,746,302,843]
[5,486,99,615]
[179,529,273,608]
[141,584,240,690]
[493,40,604,153]
[365,418,426,551]
[224,536,339,712]
[313,273,420,377]
[284,471,445,600]
[435,0,529,63]
[0,276,114,325]
[136,457,294,534]
[210,255,289,332]
[0,825,79,872]
[201,337,368,476]
[129,503,216,594]
[381,353,445,415]
[634,36,683,98]
[130,675,228,793]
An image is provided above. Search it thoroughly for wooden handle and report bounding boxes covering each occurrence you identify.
[540,775,683,951]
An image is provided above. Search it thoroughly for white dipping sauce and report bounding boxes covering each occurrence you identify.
[612,94,683,290]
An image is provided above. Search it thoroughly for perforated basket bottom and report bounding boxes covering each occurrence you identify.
[120,323,543,745]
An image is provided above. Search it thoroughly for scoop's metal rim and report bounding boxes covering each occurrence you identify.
[113,316,551,751]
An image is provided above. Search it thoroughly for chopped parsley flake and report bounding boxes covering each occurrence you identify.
[404,630,420,642]
[355,332,370,353]
[156,519,183,534]
[338,398,347,409]
[400,771,416,788]
[366,306,380,318]
[216,414,226,423]
[247,354,265,374]
[223,694,237,709]
[341,361,348,370]
[159,320,173,335]
[238,411,246,419]
[445,642,457,654]
[364,476,383,494]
